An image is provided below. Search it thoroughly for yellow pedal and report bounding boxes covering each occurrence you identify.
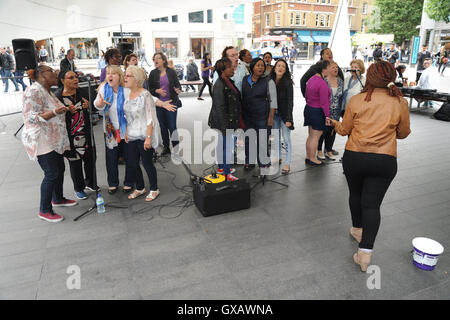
[203,174,226,184]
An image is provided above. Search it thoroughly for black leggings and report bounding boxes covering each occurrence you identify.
[198,76,212,98]
[318,126,336,152]
[342,150,397,249]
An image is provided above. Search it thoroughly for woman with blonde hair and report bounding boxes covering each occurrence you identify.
[94,65,133,194]
[327,60,411,272]
[123,66,173,201]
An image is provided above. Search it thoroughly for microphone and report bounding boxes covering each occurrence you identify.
[346,69,358,72]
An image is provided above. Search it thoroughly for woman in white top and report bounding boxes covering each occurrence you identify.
[22,65,77,223]
[94,65,133,194]
[123,66,172,201]
[342,59,366,113]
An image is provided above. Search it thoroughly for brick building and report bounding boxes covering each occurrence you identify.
[252,0,374,59]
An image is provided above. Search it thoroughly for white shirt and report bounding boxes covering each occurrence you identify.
[94,83,130,136]
[418,66,440,90]
[124,90,161,149]
[343,73,366,110]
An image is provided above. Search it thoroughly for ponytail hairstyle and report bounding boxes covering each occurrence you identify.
[26,64,46,81]
[362,60,403,102]
[316,59,330,78]
[214,57,232,78]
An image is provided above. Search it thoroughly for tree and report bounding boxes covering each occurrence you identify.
[425,0,450,23]
[368,0,424,44]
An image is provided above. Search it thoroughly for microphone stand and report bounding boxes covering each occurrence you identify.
[74,76,101,221]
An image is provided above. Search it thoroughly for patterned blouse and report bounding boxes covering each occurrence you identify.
[124,90,161,150]
[21,82,70,161]
[325,77,344,121]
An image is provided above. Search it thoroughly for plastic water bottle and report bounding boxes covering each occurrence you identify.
[96,194,105,214]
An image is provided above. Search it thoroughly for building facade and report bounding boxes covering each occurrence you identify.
[49,4,252,64]
[419,0,450,54]
[252,0,374,59]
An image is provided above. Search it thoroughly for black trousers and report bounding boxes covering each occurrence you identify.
[68,148,94,192]
[318,126,336,152]
[126,140,158,191]
[198,76,212,98]
[416,72,423,83]
[342,150,397,249]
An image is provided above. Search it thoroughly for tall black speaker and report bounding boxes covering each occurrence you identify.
[117,42,134,62]
[12,39,38,70]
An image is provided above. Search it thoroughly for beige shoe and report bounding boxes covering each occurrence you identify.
[350,227,362,243]
[145,189,160,202]
[353,249,372,272]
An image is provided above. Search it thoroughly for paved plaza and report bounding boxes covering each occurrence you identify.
[0,64,449,300]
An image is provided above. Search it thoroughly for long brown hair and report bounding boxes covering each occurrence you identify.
[362,60,402,102]
[123,53,138,69]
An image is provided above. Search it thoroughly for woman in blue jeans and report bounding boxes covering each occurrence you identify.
[21,65,77,223]
[241,58,278,172]
[208,58,242,181]
[94,65,134,194]
[148,52,182,156]
[270,59,294,174]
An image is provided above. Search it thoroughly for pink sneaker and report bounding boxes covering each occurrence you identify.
[226,174,239,181]
[39,211,64,223]
[52,198,77,207]
[217,168,236,175]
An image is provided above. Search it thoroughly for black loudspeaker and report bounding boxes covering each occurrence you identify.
[12,39,38,70]
[434,103,450,122]
[117,42,134,62]
[193,179,251,217]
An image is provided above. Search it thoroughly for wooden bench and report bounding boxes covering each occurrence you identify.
[179,80,204,92]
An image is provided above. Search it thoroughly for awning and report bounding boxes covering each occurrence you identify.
[0,0,250,44]
[312,35,330,43]
[297,35,314,43]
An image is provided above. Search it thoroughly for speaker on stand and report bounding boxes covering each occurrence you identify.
[117,42,134,63]
[12,39,38,71]
[12,39,39,137]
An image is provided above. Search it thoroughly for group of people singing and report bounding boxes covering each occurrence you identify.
[21,45,411,275]
[21,50,180,224]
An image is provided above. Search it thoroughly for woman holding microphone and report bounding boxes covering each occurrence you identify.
[22,65,76,223]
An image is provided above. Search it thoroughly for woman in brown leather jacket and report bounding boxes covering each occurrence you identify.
[327,60,411,272]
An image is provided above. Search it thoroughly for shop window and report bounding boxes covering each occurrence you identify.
[152,17,169,22]
[68,38,99,59]
[189,11,204,23]
[154,38,178,58]
[207,10,213,23]
[190,38,212,59]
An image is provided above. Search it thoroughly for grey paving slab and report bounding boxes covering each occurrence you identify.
[0,70,449,299]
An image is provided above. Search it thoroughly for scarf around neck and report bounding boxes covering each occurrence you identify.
[103,83,127,148]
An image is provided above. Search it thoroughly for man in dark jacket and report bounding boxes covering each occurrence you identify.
[0,48,20,92]
[386,44,399,65]
[300,48,344,98]
[416,45,431,82]
[185,58,200,92]
[373,42,383,62]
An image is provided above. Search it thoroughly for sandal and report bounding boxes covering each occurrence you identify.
[108,187,118,194]
[128,189,146,200]
[123,186,133,194]
[145,189,160,202]
[281,165,290,175]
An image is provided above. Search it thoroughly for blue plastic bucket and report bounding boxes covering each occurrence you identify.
[412,237,444,271]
